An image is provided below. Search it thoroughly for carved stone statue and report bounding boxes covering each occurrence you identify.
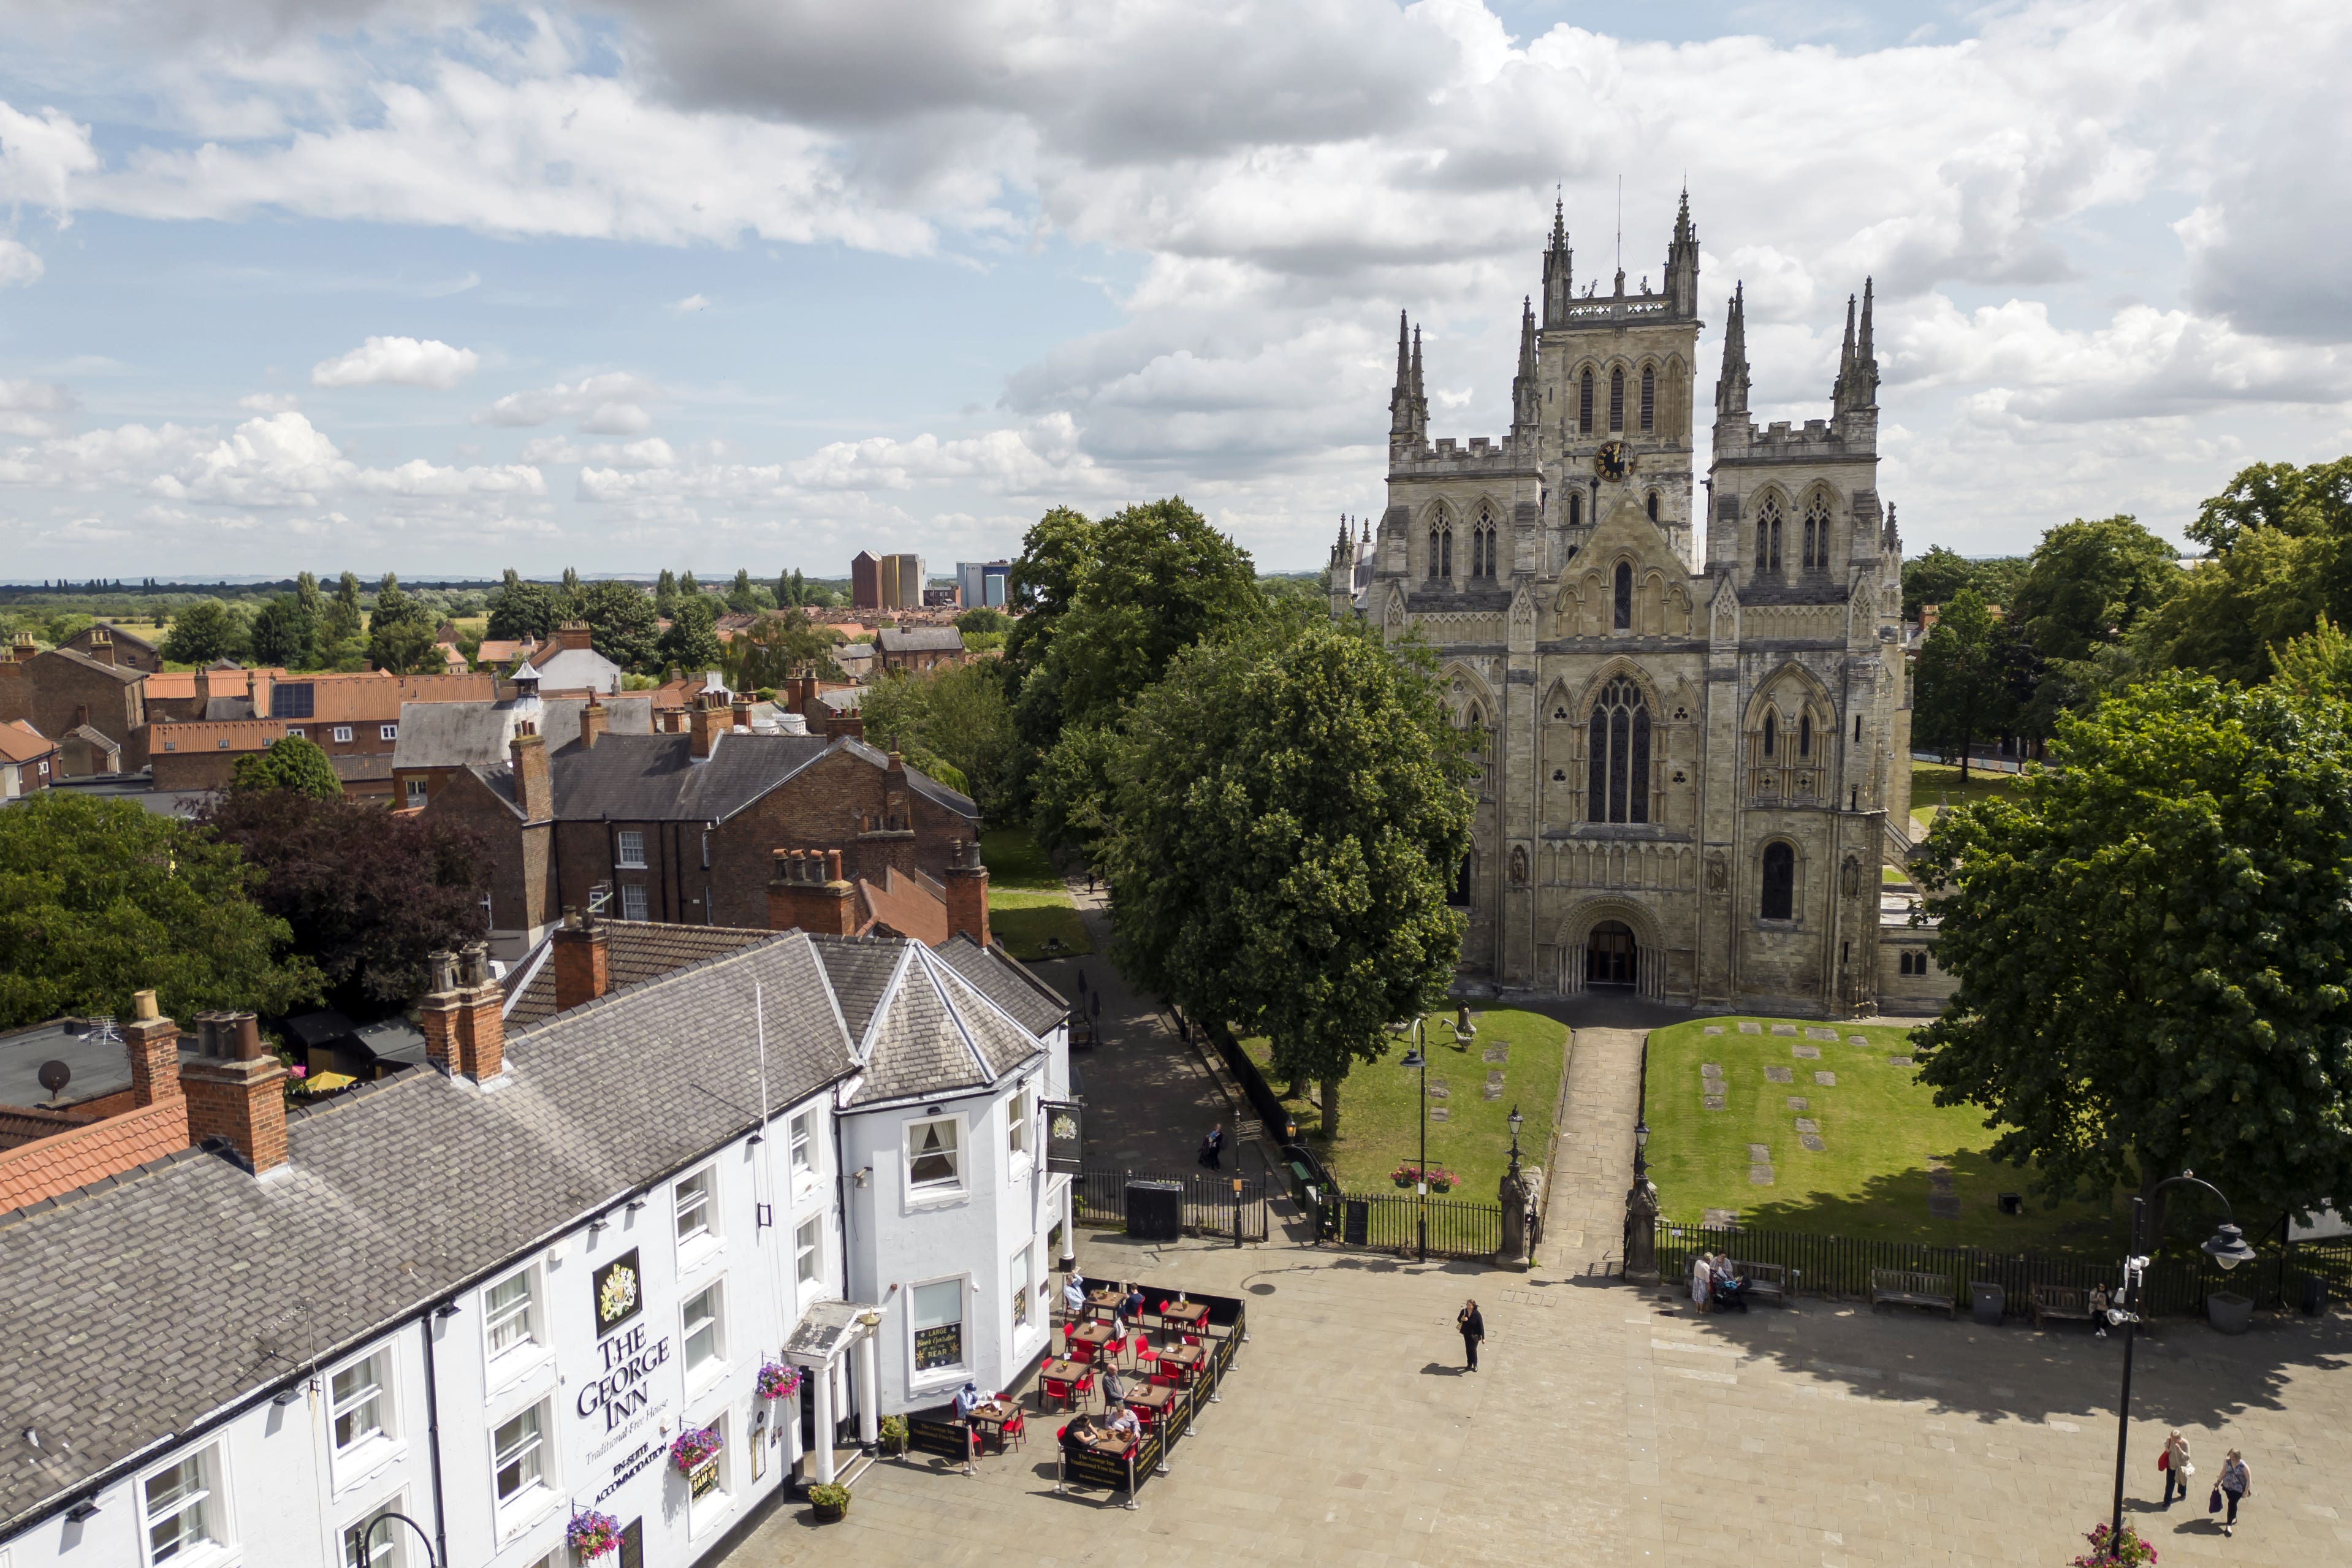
[1623,1172,1661,1283]
[1498,1163,1531,1269]
[1705,850,1728,892]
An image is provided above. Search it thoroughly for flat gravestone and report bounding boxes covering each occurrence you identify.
[1786,1096,1809,1111]
[1746,1143,1772,1161]
[1486,1068,1505,1084]
[1427,1081,1448,1098]
[1482,1045,1509,1064]
[1927,1195,1962,1219]
[1765,1065,1794,1083]
[1738,1022,1762,1035]
[1703,1208,1740,1229]
[1703,1095,1726,1110]
[1771,1024,1798,1037]
[1482,1083,1504,1100]
[1888,1056,1914,1067]
[1806,1027,1837,1041]
[1799,1134,1827,1153]
[1792,1044,1821,1059]
[1428,1106,1450,1122]
[1748,1165,1775,1186]
[1700,1062,1724,1078]
[1849,1035,1870,1045]
[1814,1071,1838,1087]
[1794,1118,1819,1134]
[1703,1026,1725,1036]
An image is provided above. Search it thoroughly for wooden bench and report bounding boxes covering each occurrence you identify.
[2030,1284,2095,1329]
[1727,1260,1787,1304]
[1870,1268,1955,1318]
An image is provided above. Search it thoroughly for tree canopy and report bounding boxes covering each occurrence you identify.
[248,593,316,668]
[485,569,560,643]
[723,611,842,690]
[230,735,343,799]
[1914,673,2352,1233]
[1911,591,2038,775]
[1100,614,1472,1136]
[576,580,661,672]
[160,599,249,664]
[861,661,1016,812]
[657,592,723,675]
[0,792,322,1029]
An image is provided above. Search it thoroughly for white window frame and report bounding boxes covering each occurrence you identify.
[681,1279,726,1386]
[490,1401,554,1528]
[332,725,354,743]
[675,1164,719,1262]
[686,1411,734,1536]
[341,1493,406,1568]
[794,1214,821,1287]
[907,1274,969,1389]
[1007,1081,1034,1160]
[905,1114,963,1200]
[1010,1243,1033,1330]
[139,1444,229,1566]
[328,1349,395,1471]
[284,729,303,740]
[787,1109,815,1178]
[379,724,398,742]
[620,883,649,921]
[403,777,427,807]
[482,1263,542,1373]
[615,829,647,869]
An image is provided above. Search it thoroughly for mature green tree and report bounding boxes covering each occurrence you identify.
[677,569,699,600]
[0,793,322,1028]
[368,616,442,674]
[2187,456,2352,554]
[229,736,343,799]
[657,593,723,675]
[2139,527,2330,684]
[1102,616,1472,1138]
[724,568,774,614]
[1903,545,1982,622]
[160,599,249,664]
[485,569,558,643]
[1912,591,2009,776]
[776,568,809,606]
[315,571,365,657]
[248,593,316,668]
[2270,617,2352,698]
[1914,673,2352,1234]
[2008,516,2179,665]
[954,606,1008,635]
[861,662,1017,813]
[200,788,490,1012]
[575,580,662,672]
[1003,505,1098,700]
[723,611,842,689]
[653,568,680,617]
[368,573,432,633]
[294,569,325,620]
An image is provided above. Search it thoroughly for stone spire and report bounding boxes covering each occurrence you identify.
[1833,291,1857,406]
[1410,324,1426,436]
[1388,310,1415,443]
[1542,191,1574,327]
[1854,276,1879,408]
[1512,295,1540,435]
[1664,185,1700,316]
[1715,282,1750,418]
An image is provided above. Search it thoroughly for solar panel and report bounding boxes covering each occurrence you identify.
[272,683,315,718]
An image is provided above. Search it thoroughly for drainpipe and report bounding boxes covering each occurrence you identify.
[419,1309,452,1568]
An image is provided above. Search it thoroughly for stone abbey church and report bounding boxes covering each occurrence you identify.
[1331,194,1946,1017]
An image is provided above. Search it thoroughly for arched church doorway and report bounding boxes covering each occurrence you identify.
[1586,921,1637,988]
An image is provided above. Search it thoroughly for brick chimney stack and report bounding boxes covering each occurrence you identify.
[689,691,726,759]
[767,848,858,937]
[552,907,611,1012]
[8,633,32,663]
[944,839,991,948]
[509,721,552,820]
[883,749,909,829]
[730,693,753,732]
[181,1011,289,1174]
[555,620,593,652]
[579,698,607,750]
[123,988,183,1108]
[88,627,115,667]
[419,944,506,1082]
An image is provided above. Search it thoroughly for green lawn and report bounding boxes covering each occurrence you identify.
[1645,1014,2127,1255]
[978,826,1094,959]
[1240,1008,1569,1203]
[1909,761,2023,832]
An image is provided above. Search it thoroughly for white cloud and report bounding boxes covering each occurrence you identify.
[238,391,299,412]
[0,239,42,287]
[670,292,710,313]
[310,335,479,389]
[0,379,76,439]
[520,435,675,466]
[480,371,657,433]
[0,101,99,218]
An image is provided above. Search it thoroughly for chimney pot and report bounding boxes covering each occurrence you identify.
[134,988,160,1022]
[180,1009,287,1174]
[552,908,611,1013]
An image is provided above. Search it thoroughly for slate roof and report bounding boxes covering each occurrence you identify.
[390,696,653,771]
[933,934,1068,1038]
[844,942,1046,1106]
[37,647,143,687]
[0,927,1045,1534]
[878,626,965,653]
[479,731,978,828]
[809,937,903,1045]
[500,921,777,1027]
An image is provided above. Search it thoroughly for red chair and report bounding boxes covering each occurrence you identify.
[1068,1337,1097,1366]
[1041,1374,1075,1411]
[1001,1409,1027,1450]
[1102,1334,1125,1369]
[1150,1371,1179,1389]
[1074,1370,1097,1409]
[1132,1339,1160,1377]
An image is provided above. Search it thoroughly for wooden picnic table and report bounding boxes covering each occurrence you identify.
[1159,1301,1210,1338]
[1035,1358,1092,1411]
[1085,1288,1127,1317]
[967,1400,1021,1453]
[1159,1344,1207,1378]
[1124,1382,1177,1414]
[1067,1320,1117,1355]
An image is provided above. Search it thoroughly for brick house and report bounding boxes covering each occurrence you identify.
[0,634,149,775]
[0,719,55,797]
[419,691,981,956]
[523,619,623,693]
[875,625,968,674]
[146,718,291,791]
[0,994,191,1212]
[61,623,164,673]
[389,687,655,811]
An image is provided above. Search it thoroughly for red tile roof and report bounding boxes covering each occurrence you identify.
[0,1097,188,1213]
[0,720,54,764]
[150,718,287,755]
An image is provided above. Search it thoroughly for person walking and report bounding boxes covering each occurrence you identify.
[2160,1428,2194,1508]
[1198,1122,1224,1171]
[1690,1252,1713,1314]
[1457,1299,1485,1371]
[2218,1449,2251,1536]
[2088,1282,2110,1338]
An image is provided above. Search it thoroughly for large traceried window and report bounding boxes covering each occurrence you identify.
[1760,842,1796,919]
[1578,367,1594,433]
[1640,364,1656,432]
[1471,508,1498,577]
[1755,498,1784,573]
[1803,495,1832,571]
[1426,516,1453,580]
[1584,677,1651,824]
[1608,367,1626,431]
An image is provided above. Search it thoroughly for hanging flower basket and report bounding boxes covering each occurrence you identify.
[670,1426,723,1475]
[566,1509,623,1561]
[1390,1164,1421,1189]
[1429,1169,1457,1194]
[756,1361,801,1400]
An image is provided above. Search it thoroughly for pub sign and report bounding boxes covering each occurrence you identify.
[1043,1098,1083,1174]
[593,1248,644,1333]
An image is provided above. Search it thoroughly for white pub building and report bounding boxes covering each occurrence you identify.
[0,918,1071,1568]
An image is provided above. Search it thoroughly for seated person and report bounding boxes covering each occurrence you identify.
[1062,1274,1087,1315]
[1711,1259,1748,1312]
[1124,1282,1148,1319]
[953,1380,983,1418]
[1063,1415,1109,1453]
[1105,1405,1141,1443]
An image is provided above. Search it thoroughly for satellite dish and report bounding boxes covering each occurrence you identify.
[37,1060,71,1099]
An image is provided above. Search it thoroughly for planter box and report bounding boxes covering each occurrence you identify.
[2206,1291,2253,1336]
[812,1501,847,1523]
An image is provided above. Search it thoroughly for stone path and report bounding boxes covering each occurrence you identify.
[1534,1026,1646,1273]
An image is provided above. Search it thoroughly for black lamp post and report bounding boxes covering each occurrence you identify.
[1395,1016,1428,1262]
[1507,1104,1524,1179]
[2105,1172,2257,1553]
[1633,1118,1651,1179]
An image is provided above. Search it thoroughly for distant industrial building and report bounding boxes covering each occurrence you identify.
[957,560,1010,611]
[851,551,927,611]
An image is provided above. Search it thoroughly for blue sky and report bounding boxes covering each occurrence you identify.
[2,1,2349,579]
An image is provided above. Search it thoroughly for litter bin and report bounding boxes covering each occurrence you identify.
[1969,1281,2004,1325]
[2206,1290,2253,1336]
[2301,1273,2329,1317]
[1124,1179,1184,1243]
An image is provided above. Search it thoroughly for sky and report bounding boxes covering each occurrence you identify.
[1,0,2349,580]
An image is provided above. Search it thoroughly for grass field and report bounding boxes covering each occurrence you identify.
[1909,761,2023,832]
[978,825,1094,961]
[1240,1008,1569,1201]
[1644,1014,2127,1255]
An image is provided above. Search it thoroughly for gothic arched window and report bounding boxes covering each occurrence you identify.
[1645,490,1659,523]
[1428,515,1453,580]
[1567,491,1582,528]
[1613,562,1633,630]
[1756,497,1783,573]
[1578,367,1594,434]
[1640,364,1656,432]
[1762,709,1778,757]
[1804,495,1832,572]
[1584,676,1650,824]
[1608,367,1625,432]
[1799,712,1813,758]
[1472,506,1498,577]
[1760,842,1795,919]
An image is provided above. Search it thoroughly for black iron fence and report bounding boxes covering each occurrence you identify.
[1317,1189,1502,1261]
[1071,1168,1268,1243]
[1657,1222,2352,1318]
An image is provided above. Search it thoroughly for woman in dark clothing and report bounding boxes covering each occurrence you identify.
[1458,1300,1486,1371]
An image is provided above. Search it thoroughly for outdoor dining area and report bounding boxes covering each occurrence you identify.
[899,1278,1250,1509]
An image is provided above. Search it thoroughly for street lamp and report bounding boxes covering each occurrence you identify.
[2106,1172,2257,1553]
[1633,1119,1651,1179]
[1396,1016,1428,1262]
[1507,1105,1524,1179]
